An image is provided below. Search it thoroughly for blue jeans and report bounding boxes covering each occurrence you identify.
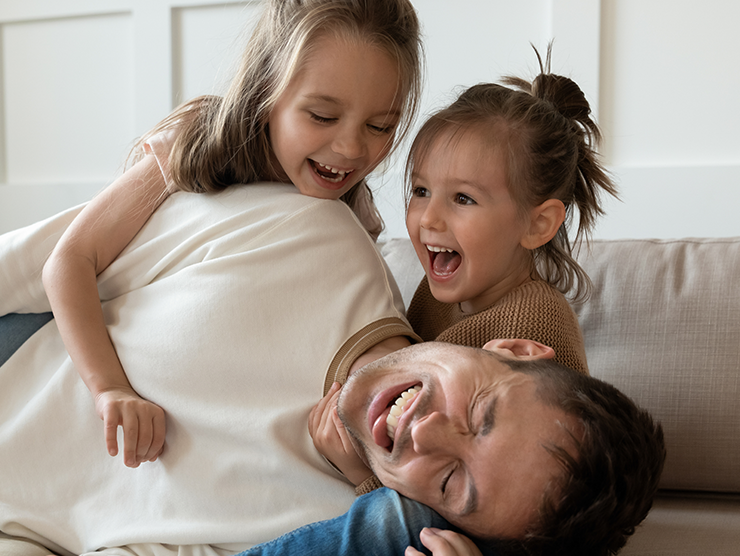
[240,487,498,556]
[0,312,53,366]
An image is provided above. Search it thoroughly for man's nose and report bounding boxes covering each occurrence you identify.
[410,411,463,456]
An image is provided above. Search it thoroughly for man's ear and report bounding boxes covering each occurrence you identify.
[482,338,556,361]
[520,199,565,250]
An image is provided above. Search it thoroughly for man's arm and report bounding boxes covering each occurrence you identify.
[348,335,412,377]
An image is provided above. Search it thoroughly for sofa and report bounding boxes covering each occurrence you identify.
[380,236,740,556]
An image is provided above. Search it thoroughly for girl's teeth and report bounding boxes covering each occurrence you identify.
[426,245,454,253]
[386,386,420,441]
[317,162,349,177]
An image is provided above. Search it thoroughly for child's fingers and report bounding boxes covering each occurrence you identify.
[145,410,166,462]
[417,528,483,556]
[331,408,356,453]
[309,382,341,438]
[101,405,122,458]
[309,383,336,428]
[405,548,423,556]
[136,414,154,461]
[137,404,166,463]
[121,411,140,468]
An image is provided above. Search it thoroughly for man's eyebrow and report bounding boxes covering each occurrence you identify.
[479,396,497,436]
[455,397,496,516]
[460,471,479,516]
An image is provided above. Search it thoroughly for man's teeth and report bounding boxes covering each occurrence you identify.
[426,245,455,253]
[386,386,420,441]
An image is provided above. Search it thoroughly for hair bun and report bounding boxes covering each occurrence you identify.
[531,73,591,122]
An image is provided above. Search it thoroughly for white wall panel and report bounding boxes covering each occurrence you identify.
[600,0,740,166]
[595,0,740,239]
[172,3,259,105]
[1,0,738,240]
[3,13,134,183]
[414,0,551,113]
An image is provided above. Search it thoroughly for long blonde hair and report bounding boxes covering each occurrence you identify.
[133,0,423,239]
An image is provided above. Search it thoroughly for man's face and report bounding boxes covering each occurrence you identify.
[338,342,579,539]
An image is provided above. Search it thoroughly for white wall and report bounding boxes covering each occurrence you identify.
[1,0,738,240]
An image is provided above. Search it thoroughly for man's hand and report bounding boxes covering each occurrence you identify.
[95,387,166,468]
[309,382,373,486]
[406,528,483,556]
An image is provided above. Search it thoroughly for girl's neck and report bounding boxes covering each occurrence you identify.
[458,267,538,315]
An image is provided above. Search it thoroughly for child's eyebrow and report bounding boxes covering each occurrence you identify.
[303,93,402,118]
[304,93,343,106]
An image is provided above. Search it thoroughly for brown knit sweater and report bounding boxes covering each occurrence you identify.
[407,277,589,375]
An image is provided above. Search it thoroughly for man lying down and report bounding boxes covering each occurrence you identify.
[240,341,667,556]
[0,187,665,556]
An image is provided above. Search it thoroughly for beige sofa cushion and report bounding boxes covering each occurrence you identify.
[574,238,740,493]
[382,236,740,493]
[620,492,740,555]
[381,238,424,309]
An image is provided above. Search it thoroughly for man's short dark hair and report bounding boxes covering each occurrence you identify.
[490,357,666,556]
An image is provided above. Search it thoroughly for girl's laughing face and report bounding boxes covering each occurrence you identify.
[406,129,533,313]
[268,34,402,200]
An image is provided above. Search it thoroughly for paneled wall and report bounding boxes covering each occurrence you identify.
[0,0,258,234]
[1,0,738,240]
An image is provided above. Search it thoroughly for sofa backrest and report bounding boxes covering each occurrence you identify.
[573,237,740,494]
[381,236,740,495]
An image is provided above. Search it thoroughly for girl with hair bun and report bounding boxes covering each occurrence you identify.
[404,46,617,375]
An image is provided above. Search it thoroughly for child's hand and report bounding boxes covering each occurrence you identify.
[94,387,166,468]
[309,382,373,486]
[406,528,483,556]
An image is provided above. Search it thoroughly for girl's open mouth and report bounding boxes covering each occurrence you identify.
[310,159,354,184]
[427,245,461,277]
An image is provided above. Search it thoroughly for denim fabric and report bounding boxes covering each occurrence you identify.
[0,312,53,366]
[240,487,499,556]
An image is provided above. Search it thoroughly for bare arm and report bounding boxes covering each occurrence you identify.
[42,154,170,467]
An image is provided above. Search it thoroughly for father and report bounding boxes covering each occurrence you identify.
[244,341,666,556]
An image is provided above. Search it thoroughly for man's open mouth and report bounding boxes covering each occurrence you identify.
[370,383,422,452]
[427,244,461,277]
[310,160,354,183]
[386,386,420,442]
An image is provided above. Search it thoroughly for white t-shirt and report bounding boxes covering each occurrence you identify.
[0,183,414,555]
